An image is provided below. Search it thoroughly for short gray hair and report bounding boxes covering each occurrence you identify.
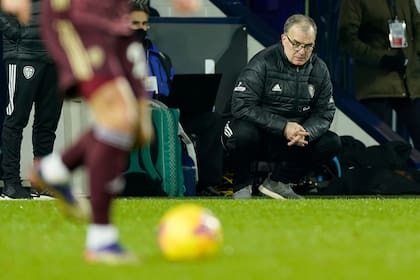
[283,14,317,35]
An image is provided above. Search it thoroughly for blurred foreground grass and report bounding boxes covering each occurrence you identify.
[1,198,420,280]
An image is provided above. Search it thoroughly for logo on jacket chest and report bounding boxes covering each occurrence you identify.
[23,66,35,80]
[272,83,282,92]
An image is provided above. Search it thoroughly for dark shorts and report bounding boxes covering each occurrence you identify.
[41,0,146,99]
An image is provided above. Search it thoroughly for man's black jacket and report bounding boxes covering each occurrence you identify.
[231,43,335,142]
[0,0,52,63]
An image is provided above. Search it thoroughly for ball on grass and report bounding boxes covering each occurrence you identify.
[157,203,223,261]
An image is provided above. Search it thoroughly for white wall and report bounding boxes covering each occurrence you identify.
[19,0,376,190]
[151,0,226,17]
[21,100,90,194]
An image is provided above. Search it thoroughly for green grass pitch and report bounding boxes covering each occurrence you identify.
[1,198,420,279]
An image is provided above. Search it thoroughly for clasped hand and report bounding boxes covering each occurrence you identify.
[284,122,309,147]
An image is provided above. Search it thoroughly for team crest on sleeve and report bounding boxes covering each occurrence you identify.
[23,66,35,80]
[234,82,246,92]
[308,84,315,98]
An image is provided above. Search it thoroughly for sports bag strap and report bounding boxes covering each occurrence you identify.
[139,145,162,181]
[126,148,143,173]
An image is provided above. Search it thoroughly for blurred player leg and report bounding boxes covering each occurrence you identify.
[82,77,139,264]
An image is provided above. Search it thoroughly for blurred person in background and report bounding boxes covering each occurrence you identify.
[0,0,63,199]
[129,0,226,196]
[338,0,420,150]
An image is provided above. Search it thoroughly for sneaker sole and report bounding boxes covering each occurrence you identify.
[232,193,252,199]
[0,194,32,200]
[84,250,139,265]
[258,185,287,200]
[33,195,56,200]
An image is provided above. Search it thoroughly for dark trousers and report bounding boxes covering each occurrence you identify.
[1,60,63,185]
[180,112,225,190]
[222,119,341,191]
[361,98,420,151]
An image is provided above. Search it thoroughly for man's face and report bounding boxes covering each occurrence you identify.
[130,10,149,31]
[281,25,316,66]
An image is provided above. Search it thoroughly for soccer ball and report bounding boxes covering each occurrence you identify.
[157,203,223,261]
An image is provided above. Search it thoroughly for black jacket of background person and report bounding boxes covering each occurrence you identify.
[231,42,335,142]
[0,0,52,63]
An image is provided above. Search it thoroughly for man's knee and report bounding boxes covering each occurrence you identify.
[315,131,342,159]
[222,119,260,151]
[324,131,342,153]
